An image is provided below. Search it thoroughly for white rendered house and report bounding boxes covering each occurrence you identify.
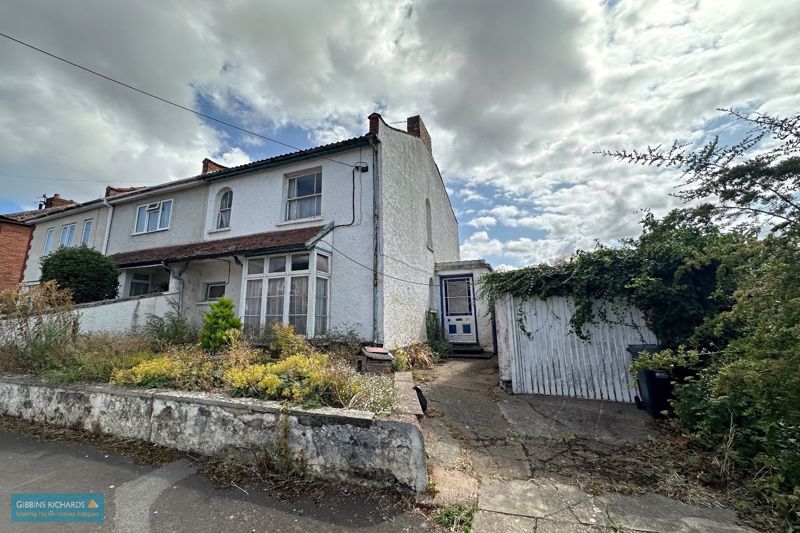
[20,114,495,352]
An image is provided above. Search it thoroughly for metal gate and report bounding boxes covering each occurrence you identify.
[498,295,657,402]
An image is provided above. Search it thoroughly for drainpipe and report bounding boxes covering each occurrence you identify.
[162,261,189,312]
[369,136,381,345]
[101,198,114,255]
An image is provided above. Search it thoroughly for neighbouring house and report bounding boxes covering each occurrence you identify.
[20,114,496,352]
[0,194,77,292]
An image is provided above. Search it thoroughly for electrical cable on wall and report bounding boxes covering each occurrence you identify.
[320,238,431,286]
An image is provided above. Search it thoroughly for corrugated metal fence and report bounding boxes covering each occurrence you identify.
[498,296,657,403]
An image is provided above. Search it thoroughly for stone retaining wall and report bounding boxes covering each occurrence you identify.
[0,374,427,494]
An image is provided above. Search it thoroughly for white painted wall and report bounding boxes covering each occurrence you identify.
[23,205,110,283]
[377,117,460,348]
[77,292,179,333]
[105,187,206,254]
[106,146,376,341]
[179,259,243,326]
[496,295,658,402]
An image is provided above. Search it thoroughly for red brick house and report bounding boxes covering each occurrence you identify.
[0,194,77,292]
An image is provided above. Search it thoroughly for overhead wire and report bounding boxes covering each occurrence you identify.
[0,31,357,169]
[0,32,443,288]
[320,239,432,286]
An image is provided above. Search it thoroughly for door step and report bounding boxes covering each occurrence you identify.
[449,344,492,358]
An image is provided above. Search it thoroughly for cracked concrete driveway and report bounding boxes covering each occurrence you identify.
[418,358,756,533]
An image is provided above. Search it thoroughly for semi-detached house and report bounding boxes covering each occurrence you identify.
[21,114,494,352]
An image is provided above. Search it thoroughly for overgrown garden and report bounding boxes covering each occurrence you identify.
[481,109,800,530]
[0,290,399,415]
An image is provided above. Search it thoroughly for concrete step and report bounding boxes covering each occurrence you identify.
[451,343,484,354]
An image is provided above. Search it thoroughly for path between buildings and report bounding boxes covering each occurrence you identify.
[417,357,757,533]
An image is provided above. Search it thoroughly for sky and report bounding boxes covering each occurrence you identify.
[0,0,798,269]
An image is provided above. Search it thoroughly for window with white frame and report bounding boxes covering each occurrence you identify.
[286,171,322,221]
[216,189,233,229]
[134,199,172,234]
[59,223,76,247]
[242,250,330,336]
[129,272,151,296]
[81,219,93,246]
[205,282,226,300]
[43,227,55,254]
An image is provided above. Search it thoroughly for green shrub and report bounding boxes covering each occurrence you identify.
[223,326,396,413]
[425,311,452,358]
[391,349,409,372]
[200,297,241,352]
[311,326,363,363]
[111,345,216,390]
[258,323,314,358]
[142,300,198,350]
[40,247,119,304]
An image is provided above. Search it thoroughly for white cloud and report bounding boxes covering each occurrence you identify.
[466,216,497,228]
[460,231,504,259]
[0,0,797,267]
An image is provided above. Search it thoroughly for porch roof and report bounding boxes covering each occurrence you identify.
[110,225,326,267]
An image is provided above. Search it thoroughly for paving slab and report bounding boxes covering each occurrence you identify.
[471,510,538,532]
[598,492,757,533]
[417,464,479,507]
[498,395,654,445]
[420,417,464,470]
[479,478,606,525]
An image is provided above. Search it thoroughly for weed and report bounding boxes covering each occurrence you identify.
[431,503,477,532]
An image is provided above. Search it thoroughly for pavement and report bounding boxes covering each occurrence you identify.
[0,430,433,533]
[417,357,757,533]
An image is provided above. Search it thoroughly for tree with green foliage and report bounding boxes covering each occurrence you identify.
[600,108,800,232]
[40,246,119,304]
[200,297,242,352]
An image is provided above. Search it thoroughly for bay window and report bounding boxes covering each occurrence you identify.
[242,250,330,337]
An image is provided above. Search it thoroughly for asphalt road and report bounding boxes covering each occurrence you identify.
[0,430,434,533]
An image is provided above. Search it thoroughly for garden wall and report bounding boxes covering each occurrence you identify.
[76,292,178,332]
[0,374,427,494]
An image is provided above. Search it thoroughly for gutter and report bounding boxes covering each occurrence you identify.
[162,261,189,312]
[369,136,381,344]
[101,197,114,255]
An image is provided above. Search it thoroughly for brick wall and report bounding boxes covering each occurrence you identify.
[0,221,33,291]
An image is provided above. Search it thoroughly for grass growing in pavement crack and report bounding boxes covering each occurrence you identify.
[432,502,477,532]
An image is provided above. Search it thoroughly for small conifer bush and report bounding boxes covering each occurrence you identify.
[200,297,242,352]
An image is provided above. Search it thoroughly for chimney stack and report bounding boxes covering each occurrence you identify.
[406,115,432,154]
[202,158,228,175]
[43,193,75,209]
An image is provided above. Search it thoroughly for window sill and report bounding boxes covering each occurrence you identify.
[276,216,323,227]
[207,227,231,234]
[131,227,169,236]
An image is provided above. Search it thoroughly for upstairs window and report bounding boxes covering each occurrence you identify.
[135,199,172,234]
[286,171,322,220]
[81,219,93,246]
[43,228,55,254]
[59,223,76,247]
[216,189,233,229]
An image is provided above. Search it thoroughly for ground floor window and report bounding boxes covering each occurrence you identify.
[242,250,330,337]
[129,273,151,296]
